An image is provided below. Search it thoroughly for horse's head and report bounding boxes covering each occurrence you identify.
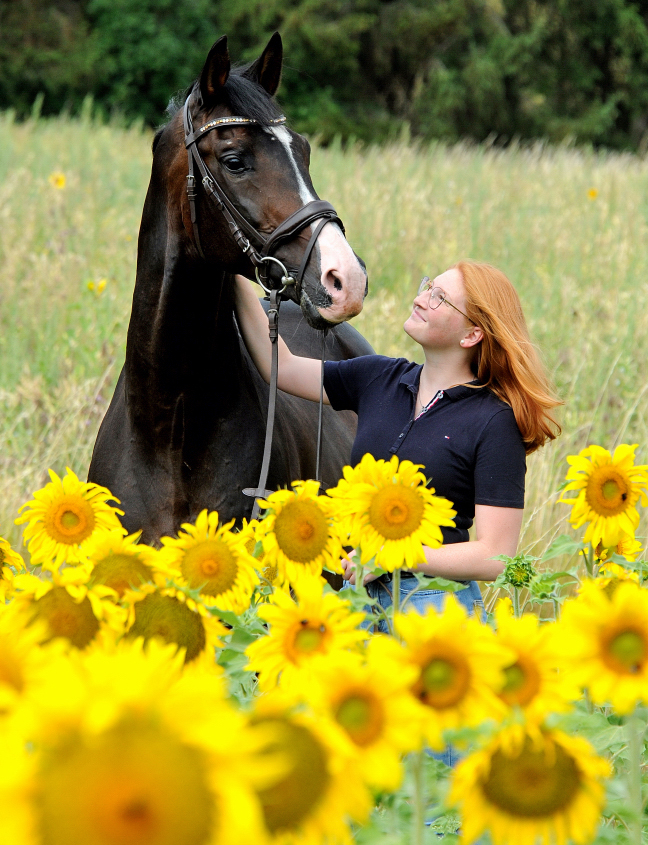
[167,33,367,328]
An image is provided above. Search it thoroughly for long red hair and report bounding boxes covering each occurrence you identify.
[454,260,561,454]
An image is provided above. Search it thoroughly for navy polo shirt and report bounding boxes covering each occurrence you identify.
[324,355,526,545]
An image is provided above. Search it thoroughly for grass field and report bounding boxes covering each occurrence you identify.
[3,108,648,567]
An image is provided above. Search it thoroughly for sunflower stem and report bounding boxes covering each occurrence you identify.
[412,750,426,845]
[354,554,364,591]
[392,567,401,622]
[583,546,594,577]
[627,707,645,845]
[513,587,521,618]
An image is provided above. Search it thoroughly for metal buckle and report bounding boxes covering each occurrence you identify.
[254,256,296,294]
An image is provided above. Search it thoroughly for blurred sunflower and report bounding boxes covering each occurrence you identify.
[493,598,577,720]
[449,724,610,845]
[559,579,648,713]
[306,637,422,791]
[256,480,344,585]
[123,582,226,665]
[160,510,258,613]
[13,567,126,650]
[249,690,370,845]
[0,637,272,845]
[595,561,641,601]
[15,468,125,569]
[0,602,53,717]
[327,454,456,571]
[84,529,160,597]
[560,444,648,549]
[245,571,365,691]
[395,595,511,749]
[0,536,25,601]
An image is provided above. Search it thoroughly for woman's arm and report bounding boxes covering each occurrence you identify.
[416,504,522,581]
[342,504,523,584]
[233,274,329,404]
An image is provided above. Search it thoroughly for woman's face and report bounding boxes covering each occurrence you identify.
[404,268,474,350]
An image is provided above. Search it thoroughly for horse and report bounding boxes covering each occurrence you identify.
[88,32,373,544]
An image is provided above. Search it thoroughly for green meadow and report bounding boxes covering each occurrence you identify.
[3,109,648,574]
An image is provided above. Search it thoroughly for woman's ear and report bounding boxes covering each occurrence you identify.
[462,325,483,348]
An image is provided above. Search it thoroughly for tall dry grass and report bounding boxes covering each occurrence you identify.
[3,109,648,569]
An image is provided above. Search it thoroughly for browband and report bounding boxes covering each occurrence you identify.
[185,115,287,148]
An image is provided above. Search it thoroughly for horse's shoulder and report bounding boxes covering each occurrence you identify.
[262,299,374,361]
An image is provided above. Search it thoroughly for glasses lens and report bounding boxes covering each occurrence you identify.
[417,276,432,295]
[428,288,445,309]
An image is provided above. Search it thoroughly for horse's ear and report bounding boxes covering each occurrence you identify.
[242,31,283,96]
[200,36,231,104]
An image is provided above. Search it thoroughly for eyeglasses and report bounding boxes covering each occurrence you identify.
[417,277,472,322]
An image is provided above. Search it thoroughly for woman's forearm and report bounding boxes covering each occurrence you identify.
[416,540,505,582]
[232,275,327,402]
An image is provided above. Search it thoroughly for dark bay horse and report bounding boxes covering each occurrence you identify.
[88,33,373,543]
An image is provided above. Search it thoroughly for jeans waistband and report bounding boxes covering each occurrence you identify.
[379,572,470,586]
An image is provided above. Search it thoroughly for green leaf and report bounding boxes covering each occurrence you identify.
[542,534,585,561]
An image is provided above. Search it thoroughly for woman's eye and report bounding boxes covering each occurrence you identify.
[220,155,246,174]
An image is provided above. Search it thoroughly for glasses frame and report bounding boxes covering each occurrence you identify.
[417,276,472,322]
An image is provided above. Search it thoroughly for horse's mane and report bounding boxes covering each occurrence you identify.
[153,63,283,152]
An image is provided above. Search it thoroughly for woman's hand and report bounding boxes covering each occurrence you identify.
[341,551,379,586]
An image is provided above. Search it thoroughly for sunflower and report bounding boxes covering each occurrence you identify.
[160,510,259,613]
[256,480,345,585]
[0,602,53,717]
[326,453,456,571]
[84,528,162,597]
[559,579,648,713]
[249,690,370,845]
[595,534,644,563]
[394,595,512,749]
[123,582,227,665]
[15,468,125,569]
[245,571,366,691]
[305,637,423,791]
[492,598,578,721]
[0,637,272,845]
[0,536,25,601]
[13,567,126,649]
[560,444,648,549]
[448,723,610,845]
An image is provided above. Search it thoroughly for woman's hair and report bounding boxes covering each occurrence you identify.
[453,260,561,454]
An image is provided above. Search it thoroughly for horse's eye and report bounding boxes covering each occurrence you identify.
[220,154,246,174]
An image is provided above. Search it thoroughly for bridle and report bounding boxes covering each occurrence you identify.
[182,94,342,518]
[183,95,344,292]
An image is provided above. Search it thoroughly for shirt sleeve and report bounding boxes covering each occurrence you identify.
[473,407,526,508]
[323,355,390,412]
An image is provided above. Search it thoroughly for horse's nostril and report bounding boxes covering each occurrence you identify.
[333,275,343,292]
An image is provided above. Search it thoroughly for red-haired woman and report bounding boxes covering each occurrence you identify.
[234,261,560,618]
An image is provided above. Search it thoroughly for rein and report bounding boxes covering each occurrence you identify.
[182,96,338,519]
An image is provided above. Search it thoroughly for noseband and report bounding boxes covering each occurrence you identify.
[183,96,339,517]
[183,97,344,293]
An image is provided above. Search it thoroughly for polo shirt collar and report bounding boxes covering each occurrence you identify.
[398,365,484,399]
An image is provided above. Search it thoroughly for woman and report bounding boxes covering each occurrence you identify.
[233,260,560,619]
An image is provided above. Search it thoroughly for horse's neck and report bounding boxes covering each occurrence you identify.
[125,193,245,432]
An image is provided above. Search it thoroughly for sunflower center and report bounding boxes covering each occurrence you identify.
[273,500,329,563]
[482,736,581,817]
[32,587,100,649]
[44,496,96,545]
[128,593,207,663]
[254,718,330,835]
[415,647,471,709]
[181,540,239,597]
[499,657,542,707]
[368,484,425,540]
[91,554,153,598]
[290,621,328,659]
[335,691,385,747]
[585,467,632,517]
[602,627,646,674]
[37,719,214,845]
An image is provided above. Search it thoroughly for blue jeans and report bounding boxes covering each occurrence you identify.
[362,573,484,632]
